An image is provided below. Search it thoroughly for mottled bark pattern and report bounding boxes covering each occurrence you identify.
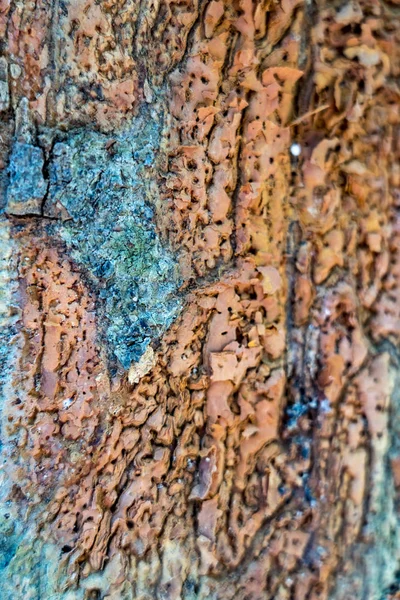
[0,0,400,599]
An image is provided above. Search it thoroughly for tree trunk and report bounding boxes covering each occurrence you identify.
[1,0,400,598]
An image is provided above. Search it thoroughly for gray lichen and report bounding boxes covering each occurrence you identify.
[5,142,47,216]
[42,107,182,370]
[0,57,9,113]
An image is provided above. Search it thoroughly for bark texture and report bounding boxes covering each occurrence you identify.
[1,0,400,599]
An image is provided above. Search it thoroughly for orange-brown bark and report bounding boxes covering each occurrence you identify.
[1,1,400,599]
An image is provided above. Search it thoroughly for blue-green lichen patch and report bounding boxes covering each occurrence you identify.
[5,142,47,216]
[45,109,182,370]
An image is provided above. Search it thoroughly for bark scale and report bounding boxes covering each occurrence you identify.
[0,1,400,599]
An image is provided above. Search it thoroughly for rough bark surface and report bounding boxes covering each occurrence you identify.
[1,1,400,599]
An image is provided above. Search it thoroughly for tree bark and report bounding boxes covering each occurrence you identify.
[1,0,400,599]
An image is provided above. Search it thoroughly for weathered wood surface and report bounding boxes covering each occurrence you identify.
[0,0,400,598]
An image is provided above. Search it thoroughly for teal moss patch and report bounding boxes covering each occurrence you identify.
[44,108,182,370]
[0,512,18,570]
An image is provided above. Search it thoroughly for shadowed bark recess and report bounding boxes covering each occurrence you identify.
[0,1,400,599]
